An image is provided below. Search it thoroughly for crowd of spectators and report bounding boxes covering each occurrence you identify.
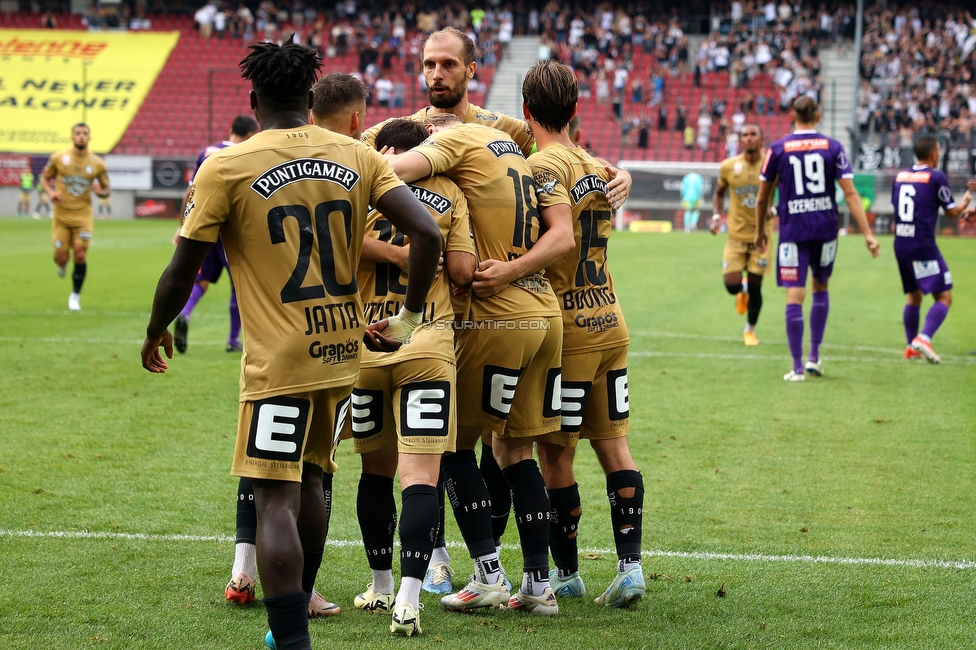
[857,4,976,148]
[533,1,850,155]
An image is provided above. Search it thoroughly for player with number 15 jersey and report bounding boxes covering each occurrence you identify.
[532,144,629,447]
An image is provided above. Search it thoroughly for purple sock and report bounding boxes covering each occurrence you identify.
[180,283,205,318]
[902,304,920,345]
[808,291,829,362]
[228,287,241,346]
[921,302,948,340]
[785,303,804,372]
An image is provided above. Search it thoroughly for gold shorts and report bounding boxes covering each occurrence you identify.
[350,357,457,455]
[539,345,630,447]
[231,385,353,481]
[455,315,563,438]
[52,215,93,251]
[19,190,31,203]
[722,238,772,276]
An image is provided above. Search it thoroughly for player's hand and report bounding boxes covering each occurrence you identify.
[472,258,515,299]
[141,329,173,373]
[368,307,423,349]
[605,166,631,210]
[754,231,768,254]
[865,233,880,258]
[49,191,62,203]
[709,214,722,234]
[364,321,401,352]
[966,178,976,192]
[961,207,976,226]
[959,190,972,211]
[394,243,411,273]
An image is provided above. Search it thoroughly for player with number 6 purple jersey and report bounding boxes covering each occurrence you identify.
[891,136,972,364]
[754,97,879,382]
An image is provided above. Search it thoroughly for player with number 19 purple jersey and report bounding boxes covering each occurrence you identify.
[759,130,853,243]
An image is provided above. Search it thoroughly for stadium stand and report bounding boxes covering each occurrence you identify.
[0,6,493,156]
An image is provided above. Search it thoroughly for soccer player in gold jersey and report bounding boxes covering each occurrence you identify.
[386,112,575,616]
[524,60,646,609]
[141,41,441,650]
[711,125,774,345]
[41,123,110,311]
[363,26,632,567]
[361,27,631,211]
[347,119,477,635]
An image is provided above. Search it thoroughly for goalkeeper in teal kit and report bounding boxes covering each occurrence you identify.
[681,171,704,232]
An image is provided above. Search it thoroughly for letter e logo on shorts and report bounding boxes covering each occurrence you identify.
[401,381,451,437]
[247,396,310,462]
[560,381,591,432]
[482,365,522,419]
[351,389,384,439]
[543,368,562,419]
[607,368,629,421]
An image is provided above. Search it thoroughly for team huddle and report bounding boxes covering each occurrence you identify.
[126,26,970,650]
[140,30,639,649]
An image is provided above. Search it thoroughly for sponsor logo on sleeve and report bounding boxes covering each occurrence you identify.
[251,158,360,199]
[486,139,525,159]
[570,173,607,203]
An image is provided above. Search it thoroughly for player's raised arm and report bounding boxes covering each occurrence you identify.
[836,178,880,257]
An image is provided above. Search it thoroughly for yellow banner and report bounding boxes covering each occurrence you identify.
[0,29,180,153]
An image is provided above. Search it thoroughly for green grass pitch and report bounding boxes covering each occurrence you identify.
[0,217,974,649]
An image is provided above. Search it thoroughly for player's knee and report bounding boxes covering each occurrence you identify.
[725,282,741,295]
[935,291,952,308]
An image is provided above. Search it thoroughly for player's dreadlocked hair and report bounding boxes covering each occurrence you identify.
[239,39,321,109]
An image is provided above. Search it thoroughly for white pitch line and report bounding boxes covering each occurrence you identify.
[2,529,973,570]
[629,330,974,363]
[630,350,976,366]
[0,309,225,319]
[0,336,228,346]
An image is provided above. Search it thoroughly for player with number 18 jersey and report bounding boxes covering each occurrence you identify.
[409,122,563,437]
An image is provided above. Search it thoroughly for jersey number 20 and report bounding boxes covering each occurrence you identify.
[268,200,358,303]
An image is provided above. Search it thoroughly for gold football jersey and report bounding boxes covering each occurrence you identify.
[359,174,475,368]
[361,103,535,157]
[718,153,767,242]
[411,123,559,320]
[181,125,405,400]
[531,144,629,354]
[43,149,108,225]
